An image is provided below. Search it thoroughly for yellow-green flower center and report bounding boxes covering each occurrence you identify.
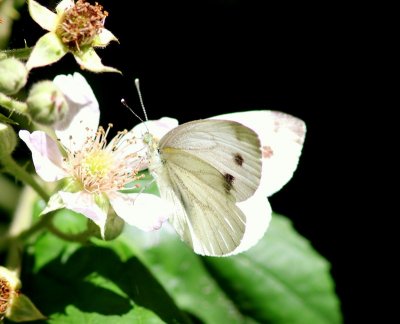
[64,124,141,194]
[82,150,113,178]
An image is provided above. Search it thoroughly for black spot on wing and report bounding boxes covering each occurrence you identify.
[224,173,235,193]
[234,153,244,166]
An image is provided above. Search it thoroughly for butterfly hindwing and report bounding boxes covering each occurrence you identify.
[157,147,246,256]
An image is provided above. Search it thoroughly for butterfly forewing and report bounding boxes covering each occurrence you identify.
[159,120,262,202]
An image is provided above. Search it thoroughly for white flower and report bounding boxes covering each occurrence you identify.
[130,111,306,255]
[19,73,169,237]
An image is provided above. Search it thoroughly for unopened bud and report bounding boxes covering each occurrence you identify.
[88,209,125,241]
[0,57,28,95]
[27,81,69,125]
[0,123,17,157]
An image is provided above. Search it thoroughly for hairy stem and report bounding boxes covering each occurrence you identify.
[0,47,33,60]
[0,92,28,115]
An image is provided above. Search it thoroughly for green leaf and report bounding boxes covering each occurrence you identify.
[51,208,88,233]
[48,305,165,324]
[123,227,250,324]
[204,214,343,324]
[126,214,342,323]
[23,234,190,324]
[26,32,67,70]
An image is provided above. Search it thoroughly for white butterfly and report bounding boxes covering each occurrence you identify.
[126,77,306,256]
[142,119,263,256]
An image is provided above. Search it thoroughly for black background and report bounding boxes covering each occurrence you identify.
[8,0,368,322]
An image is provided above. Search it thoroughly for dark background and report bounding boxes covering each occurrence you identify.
[8,0,367,322]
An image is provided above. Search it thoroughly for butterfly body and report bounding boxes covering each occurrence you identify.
[145,119,262,256]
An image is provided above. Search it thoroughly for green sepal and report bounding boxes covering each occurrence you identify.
[28,0,58,32]
[73,47,121,74]
[7,293,46,322]
[26,32,67,70]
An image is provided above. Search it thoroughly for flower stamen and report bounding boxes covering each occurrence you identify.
[63,125,142,194]
[0,278,11,319]
[56,0,108,51]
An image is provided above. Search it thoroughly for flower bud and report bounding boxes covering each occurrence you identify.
[87,209,125,241]
[103,210,125,240]
[0,123,17,157]
[26,80,69,125]
[0,57,28,95]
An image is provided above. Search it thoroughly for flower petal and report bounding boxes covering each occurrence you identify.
[132,117,179,140]
[56,0,75,14]
[211,110,306,197]
[59,191,107,237]
[28,0,58,31]
[40,192,65,216]
[92,28,119,47]
[53,72,100,151]
[74,47,121,74]
[118,117,179,170]
[19,130,67,182]
[109,192,171,231]
[226,191,272,256]
[26,32,67,71]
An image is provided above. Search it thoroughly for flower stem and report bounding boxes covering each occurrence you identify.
[0,154,49,202]
[0,92,28,115]
[5,186,36,274]
[0,175,20,214]
[0,47,33,60]
[47,223,92,244]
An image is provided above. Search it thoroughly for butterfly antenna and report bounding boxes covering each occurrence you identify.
[135,78,149,122]
[120,99,144,124]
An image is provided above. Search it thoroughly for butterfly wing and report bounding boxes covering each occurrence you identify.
[154,119,262,256]
[211,110,306,197]
[157,148,247,256]
[159,119,262,201]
